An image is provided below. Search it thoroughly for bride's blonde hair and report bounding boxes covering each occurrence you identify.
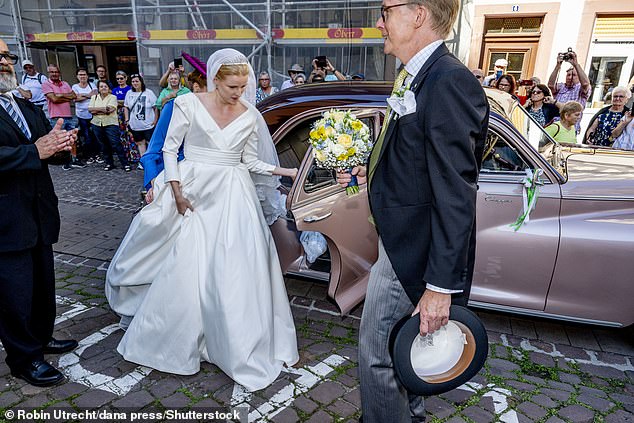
[216,63,250,80]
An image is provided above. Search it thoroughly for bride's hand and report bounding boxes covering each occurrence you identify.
[175,196,194,215]
[145,187,154,204]
[288,168,298,180]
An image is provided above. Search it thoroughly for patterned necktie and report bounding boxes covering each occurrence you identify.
[367,68,409,184]
[0,95,31,139]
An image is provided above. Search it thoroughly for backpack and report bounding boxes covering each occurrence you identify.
[21,72,45,85]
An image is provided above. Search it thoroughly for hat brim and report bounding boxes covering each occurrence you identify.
[390,305,488,396]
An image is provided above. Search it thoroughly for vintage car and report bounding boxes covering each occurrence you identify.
[258,82,634,328]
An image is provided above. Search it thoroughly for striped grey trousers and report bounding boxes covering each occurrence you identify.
[359,239,426,422]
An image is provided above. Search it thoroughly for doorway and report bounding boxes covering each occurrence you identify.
[105,44,138,81]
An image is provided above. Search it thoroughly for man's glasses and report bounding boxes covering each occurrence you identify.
[116,77,126,80]
[380,2,412,21]
[0,52,19,64]
[259,78,270,81]
[612,95,626,99]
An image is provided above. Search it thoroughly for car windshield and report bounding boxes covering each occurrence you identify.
[507,102,565,176]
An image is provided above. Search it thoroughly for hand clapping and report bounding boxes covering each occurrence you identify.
[34,118,78,160]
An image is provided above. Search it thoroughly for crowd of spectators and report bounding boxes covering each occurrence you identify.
[12,47,633,166]
[472,49,634,149]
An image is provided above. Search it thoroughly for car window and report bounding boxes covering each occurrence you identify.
[276,117,319,189]
[303,116,376,193]
[481,129,530,174]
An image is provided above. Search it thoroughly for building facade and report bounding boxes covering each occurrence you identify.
[0,1,477,89]
[466,0,634,107]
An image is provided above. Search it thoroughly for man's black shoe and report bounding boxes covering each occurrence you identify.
[11,360,65,387]
[43,338,78,354]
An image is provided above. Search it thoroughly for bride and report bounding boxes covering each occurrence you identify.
[105,49,299,391]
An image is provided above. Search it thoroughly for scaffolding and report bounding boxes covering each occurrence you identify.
[1,0,467,86]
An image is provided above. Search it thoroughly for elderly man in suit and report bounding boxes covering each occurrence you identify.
[0,39,79,387]
[338,1,489,421]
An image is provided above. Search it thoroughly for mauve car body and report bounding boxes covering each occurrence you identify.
[258,82,634,327]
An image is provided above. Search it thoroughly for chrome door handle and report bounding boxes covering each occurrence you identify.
[303,212,332,223]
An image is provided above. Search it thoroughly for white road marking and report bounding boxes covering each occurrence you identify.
[228,354,348,422]
[57,323,152,396]
[500,334,634,372]
[459,382,519,423]
[290,298,361,320]
[55,295,94,325]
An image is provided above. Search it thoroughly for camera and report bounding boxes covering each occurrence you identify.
[518,79,534,87]
[561,48,573,62]
[315,56,328,69]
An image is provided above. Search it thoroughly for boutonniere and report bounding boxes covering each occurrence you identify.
[386,85,417,119]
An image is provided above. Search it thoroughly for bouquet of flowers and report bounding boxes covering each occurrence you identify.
[308,109,372,195]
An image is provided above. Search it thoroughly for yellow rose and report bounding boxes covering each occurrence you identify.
[337,154,348,161]
[347,147,356,156]
[333,111,345,122]
[351,120,363,131]
[315,149,327,162]
[310,129,319,140]
[337,134,353,148]
[324,126,336,137]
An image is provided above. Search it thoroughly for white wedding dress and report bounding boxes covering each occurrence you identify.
[105,93,298,391]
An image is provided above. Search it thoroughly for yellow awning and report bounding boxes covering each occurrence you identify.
[593,16,634,40]
[26,28,384,43]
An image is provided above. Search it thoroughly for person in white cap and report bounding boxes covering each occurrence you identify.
[280,63,304,90]
[483,58,508,87]
[13,59,49,116]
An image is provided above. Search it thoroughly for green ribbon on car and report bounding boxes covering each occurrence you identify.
[510,168,544,231]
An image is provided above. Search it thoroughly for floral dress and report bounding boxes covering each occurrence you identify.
[113,85,140,163]
[593,110,626,146]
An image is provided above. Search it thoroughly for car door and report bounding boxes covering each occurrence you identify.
[286,108,383,314]
[470,118,562,311]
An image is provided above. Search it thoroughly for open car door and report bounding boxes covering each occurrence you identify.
[285,108,383,314]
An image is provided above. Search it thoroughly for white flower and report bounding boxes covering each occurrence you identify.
[387,89,417,118]
[331,143,347,157]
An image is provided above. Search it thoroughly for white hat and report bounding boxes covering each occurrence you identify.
[390,305,488,396]
[494,59,508,68]
[22,59,34,67]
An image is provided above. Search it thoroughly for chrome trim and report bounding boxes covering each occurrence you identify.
[468,300,623,327]
[303,212,333,223]
[562,195,634,201]
[286,269,329,282]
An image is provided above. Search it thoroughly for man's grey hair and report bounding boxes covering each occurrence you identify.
[409,0,460,39]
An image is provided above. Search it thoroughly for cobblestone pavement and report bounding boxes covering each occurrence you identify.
[1,163,633,423]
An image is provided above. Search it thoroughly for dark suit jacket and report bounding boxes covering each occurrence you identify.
[369,44,489,306]
[0,96,59,252]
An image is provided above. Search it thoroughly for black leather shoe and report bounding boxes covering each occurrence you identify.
[11,360,65,387]
[43,338,78,354]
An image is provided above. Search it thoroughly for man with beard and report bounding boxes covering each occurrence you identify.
[0,39,79,387]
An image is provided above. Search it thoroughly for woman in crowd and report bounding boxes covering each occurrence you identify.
[124,74,157,167]
[585,86,631,146]
[106,49,298,391]
[525,84,560,127]
[72,68,100,163]
[611,111,634,151]
[545,101,583,143]
[292,73,306,86]
[112,70,140,164]
[495,74,519,101]
[89,80,131,171]
[156,71,190,111]
[255,71,278,103]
